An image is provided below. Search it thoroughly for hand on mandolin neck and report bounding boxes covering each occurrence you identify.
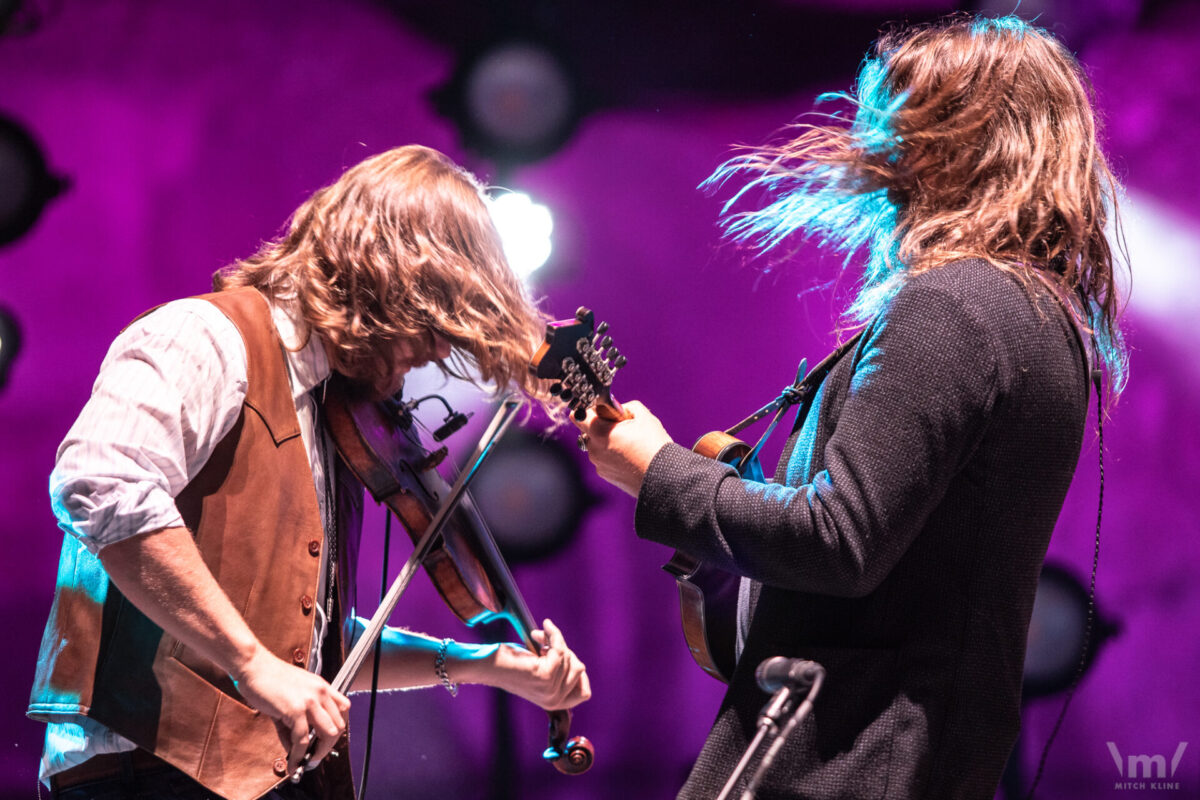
[574,400,674,498]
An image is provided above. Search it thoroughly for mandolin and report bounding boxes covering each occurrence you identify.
[531,307,744,684]
[659,432,755,684]
[530,307,628,423]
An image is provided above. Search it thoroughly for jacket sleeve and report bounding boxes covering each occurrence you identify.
[633,281,1001,598]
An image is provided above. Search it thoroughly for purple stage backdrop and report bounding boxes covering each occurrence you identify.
[1,1,1198,798]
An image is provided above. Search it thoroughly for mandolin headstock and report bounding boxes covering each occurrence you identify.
[531,307,628,422]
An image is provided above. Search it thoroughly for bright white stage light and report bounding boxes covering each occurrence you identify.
[1118,190,1200,328]
[489,190,553,280]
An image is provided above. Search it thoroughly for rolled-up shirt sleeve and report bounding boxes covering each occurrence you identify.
[51,299,248,553]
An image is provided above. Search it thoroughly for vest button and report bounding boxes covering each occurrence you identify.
[273,758,287,776]
[292,647,307,665]
[300,594,314,613]
[308,539,321,556]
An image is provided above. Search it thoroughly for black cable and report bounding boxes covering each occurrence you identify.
[1023,358,1105,800]
[356,392,450,800]
[356,511,393,800]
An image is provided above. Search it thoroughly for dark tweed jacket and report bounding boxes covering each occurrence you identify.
[635,260,1089,800]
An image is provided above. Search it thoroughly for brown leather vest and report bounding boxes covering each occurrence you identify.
[29,288,362,800]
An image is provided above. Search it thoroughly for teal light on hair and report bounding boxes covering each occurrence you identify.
[702,13,1128,398]
[702,51,909,326]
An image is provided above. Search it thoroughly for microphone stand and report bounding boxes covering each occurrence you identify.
[715,663,826,800]
[741,666,824,799]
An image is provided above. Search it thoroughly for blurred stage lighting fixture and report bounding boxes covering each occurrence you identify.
[1022,562,1120,698]
[0,306,22,391]
[468,428,592,564]
[0,113,67,246]
[0,0,19,33]
[433,39,581,165]
[489,190,553,280]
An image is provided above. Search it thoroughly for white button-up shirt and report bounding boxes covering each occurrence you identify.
[42,295,335,783]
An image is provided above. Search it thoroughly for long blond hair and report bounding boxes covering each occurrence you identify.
[708,14,1127,394]
[215,145,549,399]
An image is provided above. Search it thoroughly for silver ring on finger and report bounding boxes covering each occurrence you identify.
[577,433,589,452]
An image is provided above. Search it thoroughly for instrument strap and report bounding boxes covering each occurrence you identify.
[725,331,864,474]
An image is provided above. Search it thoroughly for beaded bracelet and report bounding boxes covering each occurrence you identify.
[434,638,458,697]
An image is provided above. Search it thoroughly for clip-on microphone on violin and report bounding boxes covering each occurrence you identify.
[433,411,471,441]
[398,393,474,441]
[381,394,472,471]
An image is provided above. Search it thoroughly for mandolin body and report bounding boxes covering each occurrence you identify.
[661,431,761,684]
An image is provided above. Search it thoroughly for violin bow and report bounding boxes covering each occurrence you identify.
[289,396,525,783]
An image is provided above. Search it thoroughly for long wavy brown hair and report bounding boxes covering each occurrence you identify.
[215,145,549,400]
[708,14,1128,394]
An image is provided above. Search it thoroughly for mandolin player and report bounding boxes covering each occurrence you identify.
[29,145,590,800]
[576,14,1127,800]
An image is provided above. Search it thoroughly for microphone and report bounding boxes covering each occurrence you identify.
[432,410,471,441]
[755,656,822,693]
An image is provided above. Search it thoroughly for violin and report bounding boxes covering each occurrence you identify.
[320,372,594,775]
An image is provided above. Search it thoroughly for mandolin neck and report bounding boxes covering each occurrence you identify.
[594,394,629,422]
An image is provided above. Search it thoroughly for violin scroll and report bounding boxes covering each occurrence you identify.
[543,711,595,774]
[547,737,595,775]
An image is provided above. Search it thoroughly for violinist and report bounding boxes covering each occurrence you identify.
[29,144,590,800]
[576,15,1126,800]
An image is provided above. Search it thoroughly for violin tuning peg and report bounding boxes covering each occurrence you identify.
[414,446,449,472]
[614,355,627,368]
[550,382,562,395]
[573,407,587,422]
[560,389,574,402]
[596,321,609,334]
[600,335,612,348]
